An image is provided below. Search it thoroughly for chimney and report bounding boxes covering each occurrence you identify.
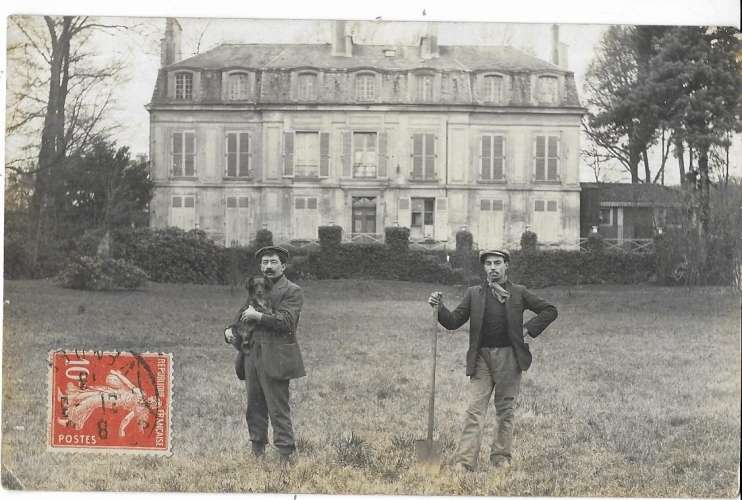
[420,23,439,60]
[160,18,183,67]
[558,42,569,70]
[551,24,560,66]
[331,20,353,57]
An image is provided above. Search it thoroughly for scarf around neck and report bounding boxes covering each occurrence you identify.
[487,279,511,304]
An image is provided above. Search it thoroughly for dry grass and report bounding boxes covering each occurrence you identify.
[2,279,740,496]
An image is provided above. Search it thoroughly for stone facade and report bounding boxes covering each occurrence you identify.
[147,20,585,249]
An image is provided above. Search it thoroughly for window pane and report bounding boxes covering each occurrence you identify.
[535,200,545,212]
[227,133,237,154]
[185,156,195,177]
[295,198,305,209]
[411,213,423,227]
[172,156,183,176]
[184,196,195,208]
[535,158,545,180]
[307,198,318,209]
[424,199,435,212]
[239,154,250,176]
[239,197,249,208]
[411,199,424,212]
[239,133,250,153]
[480,199,491,211]
[227,152,237,177]
[493,158,503,179]
[172,196,182,208]
[424,156,435,179]
[424,213,434,225]
[185,133,195,154]
[492,200,504,211]
[493,136,504,157]
[424,134,435,155]
[547,159,558,180]
[173,133,183,154]
[226,197,237,208]
[547,200,557,212]
[536,136,545,157]
[481,135,492,157]
[413,134,423,155]
[548,136,558,158]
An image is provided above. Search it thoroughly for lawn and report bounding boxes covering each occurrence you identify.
[2,279,740,496]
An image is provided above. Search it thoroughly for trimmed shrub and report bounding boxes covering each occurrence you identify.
[318,225,343,251]
[520,229,538,253]
[384,226,410,252]
[253,228,273,249]
[57,256,148,290]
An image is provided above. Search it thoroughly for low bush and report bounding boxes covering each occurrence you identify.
[57,256,149,291]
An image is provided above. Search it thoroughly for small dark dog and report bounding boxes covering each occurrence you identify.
[224,276,274,351]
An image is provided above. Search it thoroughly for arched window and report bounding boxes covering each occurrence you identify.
[483,75,504,103]
[537,75,559,104]
[175,72,193,100]
[226,72,250,100]
[355,73,376,101]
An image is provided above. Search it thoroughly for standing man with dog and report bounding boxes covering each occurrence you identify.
[428,249,557,472]
[224,245,305,466]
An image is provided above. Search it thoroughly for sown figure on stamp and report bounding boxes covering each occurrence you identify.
[428,249,558,472]
[224,246,305,465]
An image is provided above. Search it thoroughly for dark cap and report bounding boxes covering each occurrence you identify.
[255,245,290,263]
[479,249,510,264]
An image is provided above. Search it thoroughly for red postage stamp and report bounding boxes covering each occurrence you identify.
[48,350,173,455]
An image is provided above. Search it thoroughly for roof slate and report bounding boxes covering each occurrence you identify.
[168,43,565,73]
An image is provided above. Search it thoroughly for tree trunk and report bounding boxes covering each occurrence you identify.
[675,136,686,186]
[697,146,710,235]
[641,148,651,183]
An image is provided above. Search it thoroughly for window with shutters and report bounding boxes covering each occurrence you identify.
[533,198,560,242]
[353,132,377,178]
[410,133,436,181]
[225,132,251,178]
[480,134,507,181]
[175,72,193,100]
[537,75,559,104]
[480,199,504,211]
[534,135,560,182]
[294,196,319,240]
[416,74,434,101]
[171,195,196,230]
[226,72,250,100]
[225,196,250,247]
[172,131,196,177]
[294,132,320,178]
[483,75,504,103]
[410,197,435,239]
[355,73,376,102]
[298,73,317,100]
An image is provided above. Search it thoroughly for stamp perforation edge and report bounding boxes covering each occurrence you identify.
[47,350,174,457]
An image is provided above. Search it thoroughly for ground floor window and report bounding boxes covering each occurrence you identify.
[352,197,377,234]
[171,195,196,230]
[411,197,435,239]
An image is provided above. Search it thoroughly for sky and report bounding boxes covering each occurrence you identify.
[3,0,741,187]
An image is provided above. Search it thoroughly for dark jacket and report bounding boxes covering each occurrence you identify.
[437,280,557,374]
[234,275,305,380]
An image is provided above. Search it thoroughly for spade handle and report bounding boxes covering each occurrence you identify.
[427,304,439,442]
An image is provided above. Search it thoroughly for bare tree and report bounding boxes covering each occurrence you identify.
[6,15,128,267]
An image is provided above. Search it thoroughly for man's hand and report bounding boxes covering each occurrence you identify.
[523,326,532,343]
[428,291,443,309]
[240,305,263,322]
[224,327,236,344]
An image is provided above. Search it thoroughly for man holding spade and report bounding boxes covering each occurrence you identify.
[428,249,557,472]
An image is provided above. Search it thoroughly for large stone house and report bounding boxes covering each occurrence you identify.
[147,19,585,249]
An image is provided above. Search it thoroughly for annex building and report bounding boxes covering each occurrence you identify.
[147,19,585,249]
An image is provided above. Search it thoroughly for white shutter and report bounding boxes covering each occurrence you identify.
[434,198,448,242]
[397,197,412,228]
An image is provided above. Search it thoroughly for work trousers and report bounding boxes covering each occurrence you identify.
[244,344,296,455]
[453,347,522,469]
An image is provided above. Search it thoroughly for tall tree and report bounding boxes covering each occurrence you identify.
[583,26,667,184]
[648,27,742,233]
[6,16,127,266]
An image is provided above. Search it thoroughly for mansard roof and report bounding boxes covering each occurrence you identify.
[166,42,566,74]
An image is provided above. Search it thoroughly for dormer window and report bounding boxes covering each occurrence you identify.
[298,73,318,100]
[355,73,376,102]
[175,72,193,100]
[416,74,434,101]
[483,75,504,103]
[226,72,249,100]
[537,75,559,105]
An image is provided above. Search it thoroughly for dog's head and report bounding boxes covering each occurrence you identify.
[246,275,272,300]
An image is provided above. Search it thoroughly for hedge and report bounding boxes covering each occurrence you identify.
[57,256,149,291]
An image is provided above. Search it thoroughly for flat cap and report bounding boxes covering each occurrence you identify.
[479,249,510,264]
[254,245,290,263]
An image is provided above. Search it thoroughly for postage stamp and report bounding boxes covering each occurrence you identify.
[48,350,173,455]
